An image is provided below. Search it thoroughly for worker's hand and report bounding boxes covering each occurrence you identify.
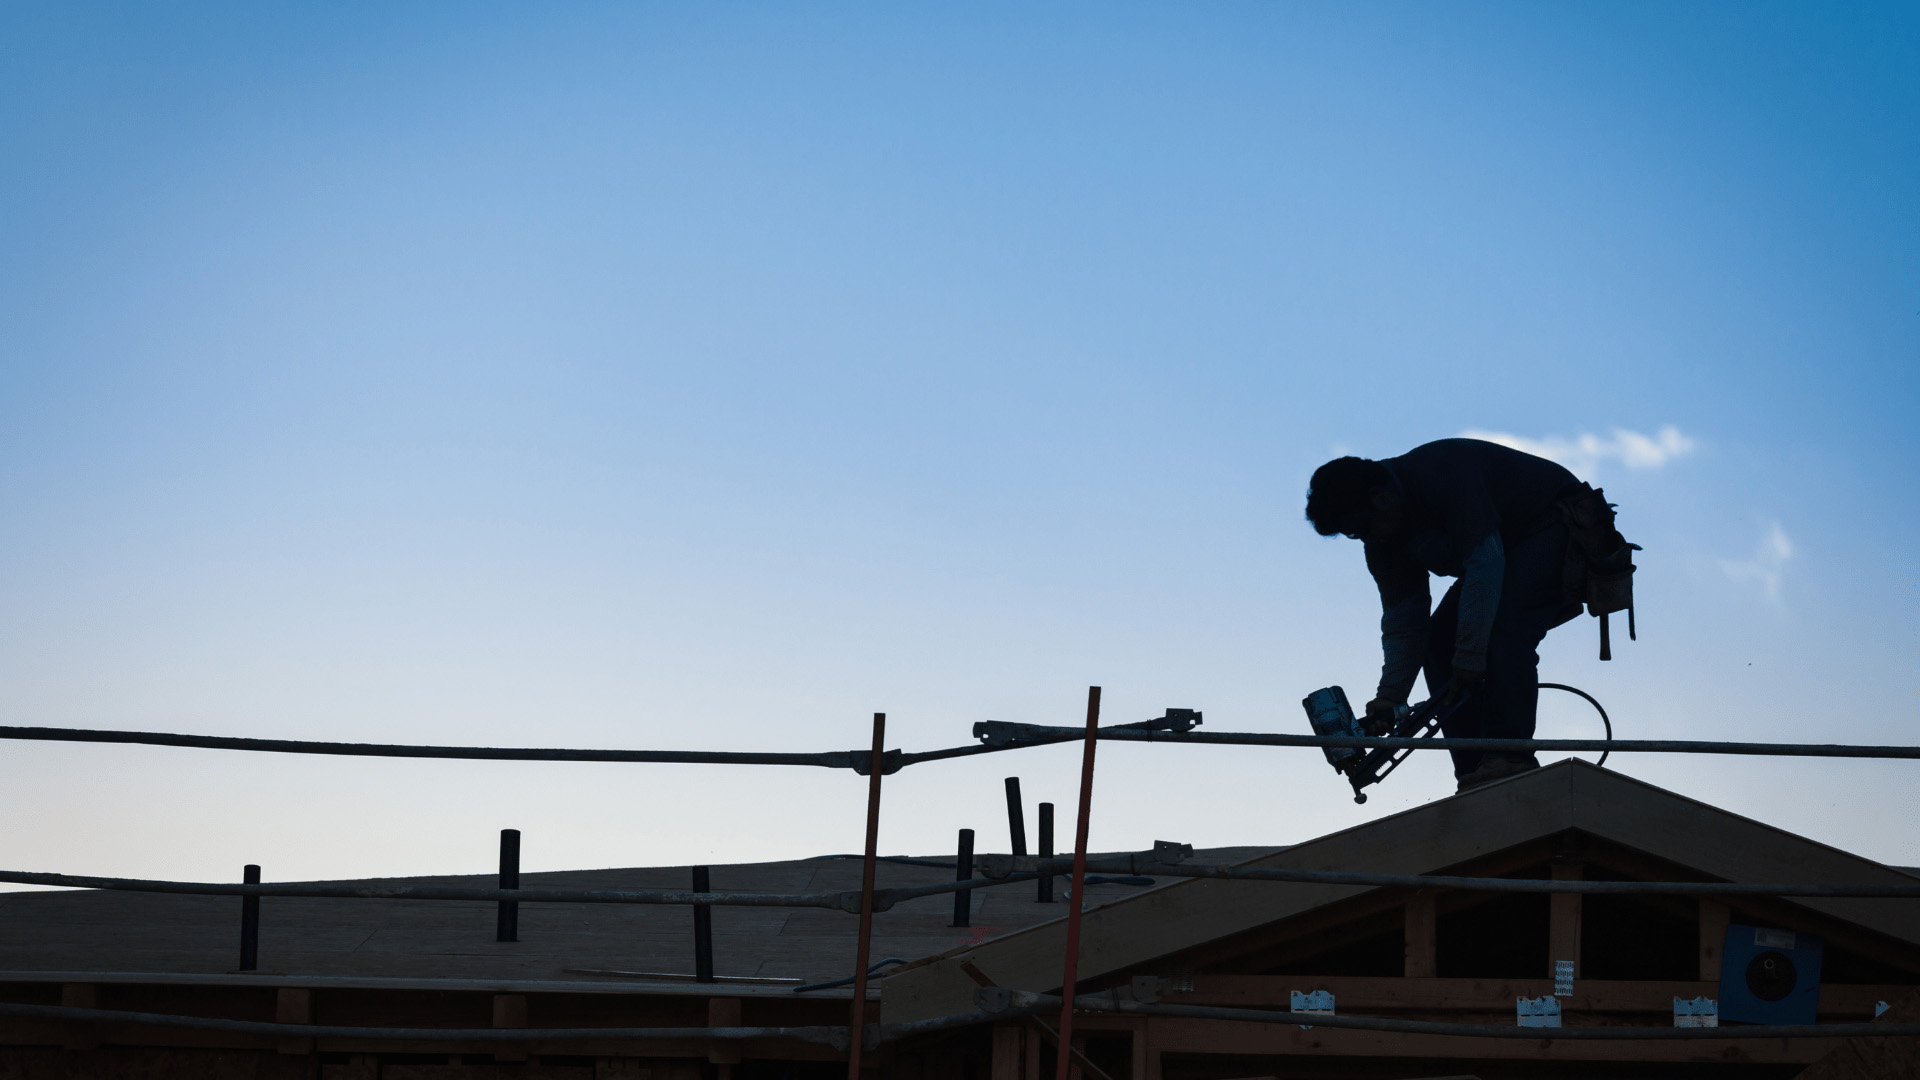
[1439,668,1486,706]
[1363,697,1402,736]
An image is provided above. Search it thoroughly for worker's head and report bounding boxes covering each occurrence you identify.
[1305,456,1395,539]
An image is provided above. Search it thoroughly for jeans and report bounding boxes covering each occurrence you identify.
[1423,523,1568,777]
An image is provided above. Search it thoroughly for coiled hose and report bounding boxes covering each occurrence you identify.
[1538,682,1613,767]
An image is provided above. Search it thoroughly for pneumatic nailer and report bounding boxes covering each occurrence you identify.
[1300,686,1468,804]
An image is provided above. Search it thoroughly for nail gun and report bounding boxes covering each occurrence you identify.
[1300,686,1468,804]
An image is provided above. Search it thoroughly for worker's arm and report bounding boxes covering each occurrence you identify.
[1365,541,1430,717]
[1451,530,1505,675]
[1377,591,1428,705]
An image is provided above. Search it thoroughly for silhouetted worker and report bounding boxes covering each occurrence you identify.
[1305,438,1593,792]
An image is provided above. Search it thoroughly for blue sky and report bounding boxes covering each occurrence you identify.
[1,3,1916,887]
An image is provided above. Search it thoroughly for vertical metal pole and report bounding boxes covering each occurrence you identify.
[1037,802,1054,903]
[951,828,975,928]
[238,864,261,972]
[847,712,886,1080]
[1004,777,1028,857]
[1054,687,1101,1080]
[496,829,520,943]
[693,865,715,982]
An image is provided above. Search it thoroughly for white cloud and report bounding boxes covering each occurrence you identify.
[1459,425,1696,478]
[1721,522,1793,602]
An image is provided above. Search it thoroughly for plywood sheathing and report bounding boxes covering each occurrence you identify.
[884,759,1920,1023]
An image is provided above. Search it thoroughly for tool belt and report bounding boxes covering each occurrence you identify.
[1550,482,1640,660]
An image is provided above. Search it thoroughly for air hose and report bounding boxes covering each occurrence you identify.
[1537,682,1613,767]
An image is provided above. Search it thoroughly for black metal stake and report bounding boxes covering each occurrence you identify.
[238,864,260,971]
[1038,802,1054,903]
[693,865,714,982]
[952,828,975,927]
[496,829,520,943]
[1004,777,1027,856]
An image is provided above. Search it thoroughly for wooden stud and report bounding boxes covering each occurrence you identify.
[990,1022,1023,1080]
[1699,898,1730,984]
[1548,857,1582,979]
[1024,1014,1042,1080]
[60,983,96,1052]
[275,987,313,1056]
[708,997,744,1065]
[1140,1020,1162,1080]
[493,993,528,1062]
[1026,1015,1116,1080]
[1403,891,1436,978]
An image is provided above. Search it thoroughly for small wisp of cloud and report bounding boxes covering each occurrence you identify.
[1460,425,1696,478]
[1721,522,1793,602]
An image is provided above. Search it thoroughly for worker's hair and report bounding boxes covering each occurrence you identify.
[1305,456,1390,537]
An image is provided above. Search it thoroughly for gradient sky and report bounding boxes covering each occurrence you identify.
[2,3,1917,890]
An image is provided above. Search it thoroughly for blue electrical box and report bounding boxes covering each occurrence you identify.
[1719,924,1823,1025]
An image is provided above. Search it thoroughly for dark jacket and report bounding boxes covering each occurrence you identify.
[1363,439,1577,700]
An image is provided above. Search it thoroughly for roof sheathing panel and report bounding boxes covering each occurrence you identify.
[881,764,1582,1022]
[882,761,1920,1023]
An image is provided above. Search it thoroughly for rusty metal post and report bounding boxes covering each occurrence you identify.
[1054,687,1100,1080]
[238,864,261,971]
[1004,777,1027,857]
[952,828,974,927]
[847,712,886,1080]
[693,865,714,982]
[496,829,520,943]
[1037,802,1054,903]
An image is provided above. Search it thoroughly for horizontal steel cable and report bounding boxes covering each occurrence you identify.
[8,723,1920,776]
[0,1002,846,1047]
[901,725,1920,766]
[0,724,875,771]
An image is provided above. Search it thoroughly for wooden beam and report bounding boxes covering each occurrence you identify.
[1698,898,1730,984]
[1174,974,1902,1017]
[990,1022,1022,1080]
[707,998,743,1065]
[274,987,312,1056]
[1024,1014,1042,1080]
[1144,1016,1836,1063]
[59,983,95,1052]
[1025,1015,1113,1080]
[492,993,528,1063]
[1549,857,1582,980]
[1128,1021,1146,1080]
[1404,892,1436,979]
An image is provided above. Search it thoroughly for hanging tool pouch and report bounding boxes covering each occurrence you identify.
[1556,483,1640,660]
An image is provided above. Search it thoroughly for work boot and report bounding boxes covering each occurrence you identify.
[1455,755,1540,793]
